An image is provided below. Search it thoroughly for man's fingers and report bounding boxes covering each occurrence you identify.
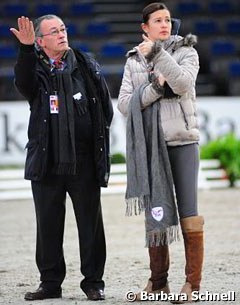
[29,20,34,32]
[11,16,35,44]
[18,17,25,31]
[25,18,33,32]
[9,28,19,38]
[18,16,31,31]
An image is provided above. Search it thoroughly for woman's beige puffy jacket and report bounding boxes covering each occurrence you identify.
[117,34,200,146]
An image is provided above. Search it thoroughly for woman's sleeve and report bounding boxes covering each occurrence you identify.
[118,58,162,117]
[153,47,199,96]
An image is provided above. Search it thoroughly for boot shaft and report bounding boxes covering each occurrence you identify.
[180,215,204,233]
[180,216,204,291]
[148,245,169,290]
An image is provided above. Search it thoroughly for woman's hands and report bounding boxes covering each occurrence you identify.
[10,16,35,45]
[158,74,166,86]
[138,34,154,57]
[139,34,166,87]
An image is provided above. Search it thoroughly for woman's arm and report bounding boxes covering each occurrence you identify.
[153,47,199,96]
[118,57,163,116]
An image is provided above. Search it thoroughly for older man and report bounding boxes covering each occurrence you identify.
[10,15,113,301]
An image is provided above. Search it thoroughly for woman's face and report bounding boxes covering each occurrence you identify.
[142,9,172,42]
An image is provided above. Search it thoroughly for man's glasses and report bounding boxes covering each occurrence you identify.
[40,27,68,37]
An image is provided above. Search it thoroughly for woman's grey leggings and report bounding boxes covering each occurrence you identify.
[167,143,199,219]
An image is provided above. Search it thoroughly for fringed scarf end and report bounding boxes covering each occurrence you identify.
[125,195,150,216]
[145,225,180,247]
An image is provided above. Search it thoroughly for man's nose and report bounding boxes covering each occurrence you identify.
[58,31,65,37]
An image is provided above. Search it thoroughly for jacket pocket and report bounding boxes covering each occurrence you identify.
[73,98,88,116]
[179,99,198,130]
[25,139,44,180]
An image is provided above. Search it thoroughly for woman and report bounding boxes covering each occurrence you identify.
[118,3,204,303]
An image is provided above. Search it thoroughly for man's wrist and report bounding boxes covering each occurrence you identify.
[19,43,35,53]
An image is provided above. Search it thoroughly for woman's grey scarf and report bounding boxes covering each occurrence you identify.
[125,84,179,247]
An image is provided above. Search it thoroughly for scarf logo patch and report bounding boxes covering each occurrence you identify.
[151,207,164,222]
[73,92,82,100]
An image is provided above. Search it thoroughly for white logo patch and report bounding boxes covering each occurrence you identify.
[151,207,164,222]
[73,92,82,100]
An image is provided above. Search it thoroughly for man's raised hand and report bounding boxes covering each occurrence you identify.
[10,16,35,45]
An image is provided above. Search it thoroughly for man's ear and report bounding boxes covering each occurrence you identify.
[36,37,43,48]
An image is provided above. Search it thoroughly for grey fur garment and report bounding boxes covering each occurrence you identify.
[146,33,198,62]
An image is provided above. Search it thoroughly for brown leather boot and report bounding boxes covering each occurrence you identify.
[136,244,170,301]
[173,216,204,304]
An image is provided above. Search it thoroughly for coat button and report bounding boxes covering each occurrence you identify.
[42,148,46,151]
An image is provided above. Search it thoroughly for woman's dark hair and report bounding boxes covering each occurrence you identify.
[142,2,169,24]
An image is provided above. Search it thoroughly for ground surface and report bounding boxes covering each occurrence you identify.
[0,189,239,304]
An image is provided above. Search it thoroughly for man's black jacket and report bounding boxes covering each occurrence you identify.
[14,44,113,187]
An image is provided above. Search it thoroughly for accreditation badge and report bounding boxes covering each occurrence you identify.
[49,94,59,114]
